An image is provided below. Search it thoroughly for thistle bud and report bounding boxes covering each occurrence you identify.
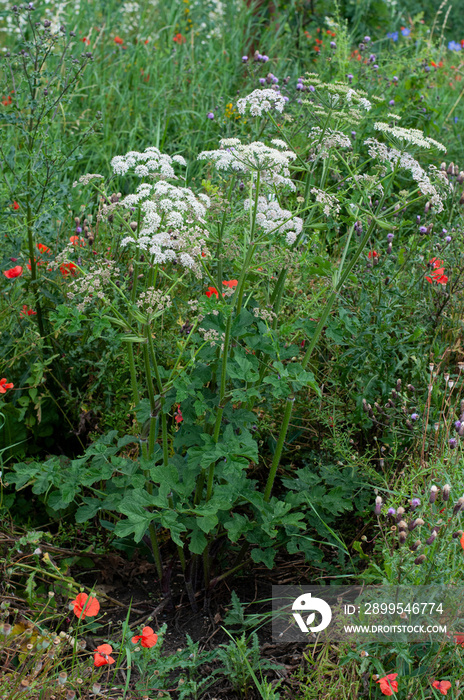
[396,507,405,522]
[410,540,421,552]
[447,162,455,175]
[458,171,464,184]
[425,531,437,545]
[409,518,424,531]
[453,497,464,515]
[407,384,415,392]
[396,379,401,391]
[442,484,451,501]
[459,424,464,437]
[391,389,398,399]
[398,520,408,531]
[425,201,431,213]
[414,554,426,565]
[399,531,407,544]
[374,496,382,515]
[460,192,464,206]
[362,398,368,413]
[440,162,447,171]
[130,221,138,231]
[452,530,463,539]
[429,485,438,503]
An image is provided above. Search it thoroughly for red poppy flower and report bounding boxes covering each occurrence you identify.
[174,406,183,423]
[69,235,86,247]
[454,634,464,645]
[131,626,158,648]
[205,286,219,298]
[0,378,14,394]
[60,262,78,277]
[368,250,378,259]
[70,592,100,619]
[36,243,51,254]
[432,680,452,695]
[426,258,448,285]
[12,200,19,210]
[94,643,115,667]
[2,95,12,106]
[20,305,37,317]
[114,36,124,44]
[222,280,238,288]
[3,266,23,279]
[82,37,90,45]
[376,673,398,696]
[173,33,186,44]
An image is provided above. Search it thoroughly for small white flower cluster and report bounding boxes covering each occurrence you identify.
[308,126,351,158]
[346,89,372,112]
[236,89,288,117]
[310,187,341,217]
[111,147,187,180]
[364,138,448,212]
[352,173,384,195]
[73,174,104,188]
[119,179,210,276]
[66,260,120,312]
[243,196,303,244]
[252,306,276,322]
[198,327,225,350]
[198,139,297,190]
[136,287,172,319]
[373,123,447,152]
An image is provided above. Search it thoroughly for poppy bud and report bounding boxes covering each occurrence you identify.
[410,540,421,551]
[399,531,407,544]
[425,531,437,545]
[374,496,382,515]
[453,497,464,515]
[414,554,426,565]
[442,484,451,501]
[398,520,408,531]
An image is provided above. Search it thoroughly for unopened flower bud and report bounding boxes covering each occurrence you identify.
[453,497,464,515]
[410,539,421,551]
[425,531,437,545]
[452,530,463,539]
[398,520,408,531]
[414,554,426,565]
[374,496,382,515]
[409,518,424,531]
[399,531,407,544]
[442,484,451,501]
[429,485,438,503]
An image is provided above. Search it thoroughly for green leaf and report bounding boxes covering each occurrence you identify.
[250,547,275,568]
[188,524,208,554]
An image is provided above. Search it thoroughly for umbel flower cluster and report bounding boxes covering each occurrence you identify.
[107,149,211,276]
[236,88,288,116]
[243,196,303,244]
[197,138,297,190]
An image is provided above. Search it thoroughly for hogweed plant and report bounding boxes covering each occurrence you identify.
[6,68,459,604]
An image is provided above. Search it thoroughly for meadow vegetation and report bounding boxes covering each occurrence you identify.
[1,0,464,696]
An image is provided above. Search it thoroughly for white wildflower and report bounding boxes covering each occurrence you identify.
[373,123,447,152]
[236,89,287,117]
[244,196,303,242]
[310,187,340,217]
[198,139,297,190]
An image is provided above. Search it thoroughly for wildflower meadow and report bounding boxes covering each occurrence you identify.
[2,0,464,697]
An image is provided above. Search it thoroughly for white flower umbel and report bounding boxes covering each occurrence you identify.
[136,288,172,320]
[243,196,303,244]
[198,139,297,190]
[364,138,449,212]
[373,123,447,152]
[310,187,341,217]
[308,126,351,159]
[119,180,210,276]
[236,88,288,117]
[110,147,187,180]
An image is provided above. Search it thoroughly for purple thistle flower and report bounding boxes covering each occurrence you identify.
[411,498,421,508]
[296,83,303,90]
[75,226,82,233]
[389,99,395,106]
[419,225,428,234]
[309,85,315,92]
[206,112,214,119]
[387,233,394,241]
[455,420,461,431]
[259,78,266,85]
[261,55,269,62]
[411,413,419,421]
[449,438,458,449]
[330,41,336,49]
[364,36,371,42]
[388,507,396,515]
[242,55,248,63]
[445,236,452,242]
